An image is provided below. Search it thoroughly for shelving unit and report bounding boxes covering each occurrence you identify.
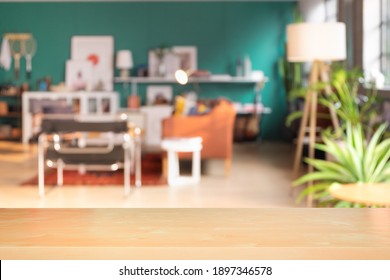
[114,76,268,95]
[114,75,272,114]
[115,75,272,142]
[114,75,267,84]
[0,94,22,141]
[22,91,119,144]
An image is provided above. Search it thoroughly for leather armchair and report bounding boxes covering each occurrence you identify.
[162,99,236,176]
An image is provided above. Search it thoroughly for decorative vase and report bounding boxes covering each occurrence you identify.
[157,58,166,77]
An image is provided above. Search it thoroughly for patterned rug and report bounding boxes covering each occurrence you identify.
[21,153,166,186]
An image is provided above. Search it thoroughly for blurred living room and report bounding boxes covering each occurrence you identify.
[0,0,389,209]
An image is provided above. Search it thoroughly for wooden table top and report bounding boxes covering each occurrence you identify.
[1,208,390,259]
[330,183,390,206]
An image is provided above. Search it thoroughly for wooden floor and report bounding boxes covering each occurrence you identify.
[1,208,389,259]
[0,141,297,208]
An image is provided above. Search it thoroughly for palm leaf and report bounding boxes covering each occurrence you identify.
[334,201,354,208]
[295,182,331,203]
[293,171,350,186]
[304,158,355,180]
[285,111,303,127]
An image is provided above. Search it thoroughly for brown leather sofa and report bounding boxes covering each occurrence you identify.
[162,99,236,176]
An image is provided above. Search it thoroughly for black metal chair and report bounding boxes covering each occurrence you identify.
[38,117,132,197]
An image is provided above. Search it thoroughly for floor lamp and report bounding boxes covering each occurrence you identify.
[287,22,346,206]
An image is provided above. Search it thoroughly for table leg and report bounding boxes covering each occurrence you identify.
[192,150,201,184]
[135,136,142,188]
[38,134,45,197]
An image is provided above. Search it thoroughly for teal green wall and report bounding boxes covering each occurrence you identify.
[0,2,294,140]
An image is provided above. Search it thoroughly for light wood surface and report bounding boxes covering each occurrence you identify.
[330,183,390,206]
[1,208,390,259]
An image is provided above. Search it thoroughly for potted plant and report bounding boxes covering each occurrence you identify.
[293,67,387,207]
[294,122,390,207]
[319,66,379,135]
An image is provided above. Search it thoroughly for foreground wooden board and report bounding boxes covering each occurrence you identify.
[0,208,389,259]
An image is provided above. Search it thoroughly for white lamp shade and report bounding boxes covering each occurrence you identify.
[116,50,133,69]
[287,22,347,62]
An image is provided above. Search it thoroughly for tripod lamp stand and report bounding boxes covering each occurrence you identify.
[287,22,346,206]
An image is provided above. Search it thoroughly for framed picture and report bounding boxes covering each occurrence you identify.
[71,36,114,91]
[172,46,197,71]
[65,60,93,91]
[146,86,173,105]
[148,49,180,78]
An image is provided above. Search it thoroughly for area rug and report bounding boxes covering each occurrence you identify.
[21,153,166,186]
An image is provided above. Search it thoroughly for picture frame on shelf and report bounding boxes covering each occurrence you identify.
[148,49,180,78]
[146,85,173,105]
[66,60,93,92]
[71,36,114,91]
[172,46,197,71]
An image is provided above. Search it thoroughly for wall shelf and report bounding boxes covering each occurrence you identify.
[114,75,271,116]
[0,93,22,141]
[114,76,268,84]
[0,113,21,118]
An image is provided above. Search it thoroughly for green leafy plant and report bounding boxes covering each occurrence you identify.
[286,65,380,131]
[318,67,379,135]
[294,122,390,207]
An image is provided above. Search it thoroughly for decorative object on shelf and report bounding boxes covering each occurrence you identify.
[287,22,346,206]
[0,37,12,70]
[9,39,23,79]
[71,36,114,91]
[244,55,252,78]
[244,79,266,140]
[236,56,243,77]
[1,33,38,79]
[0,82,23,141]
[146,85,173,106]
[148,45,177,78]
[66,60,93,92]
[116,50,133,78]
[36,76,52,91]
[0,102,8,115]
[172,46,197,72]
[24,36,37,79]
[127,95,140,109]
[51,82,68,92]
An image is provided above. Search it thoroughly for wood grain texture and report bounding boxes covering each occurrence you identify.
[0,208,390,259]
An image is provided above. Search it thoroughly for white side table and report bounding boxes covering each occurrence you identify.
[161,137,203,187]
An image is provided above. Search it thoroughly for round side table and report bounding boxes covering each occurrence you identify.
[330,183,390,207]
